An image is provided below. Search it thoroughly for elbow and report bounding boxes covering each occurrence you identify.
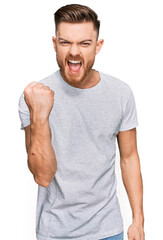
[27,153,57,188]
[34,171,57,188]
[34,177,50,188]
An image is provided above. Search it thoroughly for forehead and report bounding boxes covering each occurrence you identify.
[56,22,97,41]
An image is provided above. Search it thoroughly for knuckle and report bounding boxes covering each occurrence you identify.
[45,86,50,90]
[24,87,30,94]
[24,81,37,92]
[29,81,37,89]
[31,81,37,85]
[33,83,44,90]
[51,92,55,98]
[38,83,45,87]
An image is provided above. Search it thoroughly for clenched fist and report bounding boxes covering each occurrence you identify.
[24,81,54,120]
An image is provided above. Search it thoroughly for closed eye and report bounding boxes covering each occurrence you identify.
[81,42,91,46]
[60,41,71,45]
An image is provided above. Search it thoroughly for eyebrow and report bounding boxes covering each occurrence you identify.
[58,38,92,43]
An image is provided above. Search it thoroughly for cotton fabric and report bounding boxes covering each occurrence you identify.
[18,70,138,240]
[100,231,123,240]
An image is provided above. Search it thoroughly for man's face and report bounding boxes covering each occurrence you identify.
[52,22,104,86]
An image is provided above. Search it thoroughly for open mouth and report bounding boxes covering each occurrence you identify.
[67,60,82,74]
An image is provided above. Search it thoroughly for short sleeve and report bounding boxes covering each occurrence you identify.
[18,92,30,130]
[119,88,138,132]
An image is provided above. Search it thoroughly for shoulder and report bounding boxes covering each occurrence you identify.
[38,70,59,87]
[100,71,132,98]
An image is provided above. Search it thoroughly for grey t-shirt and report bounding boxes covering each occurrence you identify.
[18,70,138,240]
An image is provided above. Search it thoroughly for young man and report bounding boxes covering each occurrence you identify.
[18,4,144,240]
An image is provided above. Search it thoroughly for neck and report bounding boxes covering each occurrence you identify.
[60,69,100,89]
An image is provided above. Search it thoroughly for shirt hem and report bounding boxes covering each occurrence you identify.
[36,227,124,240]
[119,121,138,132]
[20,121,30,130]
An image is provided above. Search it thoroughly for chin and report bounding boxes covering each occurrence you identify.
[62,67,87,84]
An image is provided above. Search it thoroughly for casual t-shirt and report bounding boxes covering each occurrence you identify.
[18,69,138,240]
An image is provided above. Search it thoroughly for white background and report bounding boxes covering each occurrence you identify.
[0,0,163,239]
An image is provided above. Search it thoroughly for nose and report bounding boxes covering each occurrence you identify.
[69,43,80,56]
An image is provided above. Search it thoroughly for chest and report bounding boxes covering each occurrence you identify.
[49,91,121,143]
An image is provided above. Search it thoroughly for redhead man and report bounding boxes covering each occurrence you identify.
[18,4,144,240]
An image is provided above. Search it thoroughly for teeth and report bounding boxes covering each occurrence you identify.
[68,60,81,64]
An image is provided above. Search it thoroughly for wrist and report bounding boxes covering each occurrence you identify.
[30,111,49,126]
[30,114,50,134]
[132,215,144,227]
[30,117,51,144]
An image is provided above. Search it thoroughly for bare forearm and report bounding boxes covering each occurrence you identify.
[120,153,144,226]
[28,118,57,187]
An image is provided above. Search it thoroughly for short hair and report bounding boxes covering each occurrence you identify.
[54,4,100,39]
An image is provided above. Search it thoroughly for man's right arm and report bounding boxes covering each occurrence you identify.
[25,121,57,188]
[23,82,57,188]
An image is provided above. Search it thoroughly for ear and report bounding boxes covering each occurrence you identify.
[96,39,104,55]
[52,36,57,52]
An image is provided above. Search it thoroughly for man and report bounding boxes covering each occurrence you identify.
[18,4,144,240]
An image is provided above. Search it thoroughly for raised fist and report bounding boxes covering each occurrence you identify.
[24,82,54,120]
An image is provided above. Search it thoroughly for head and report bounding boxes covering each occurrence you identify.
[52,4,104,85]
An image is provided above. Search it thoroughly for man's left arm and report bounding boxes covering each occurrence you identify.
[117,128,145,240]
